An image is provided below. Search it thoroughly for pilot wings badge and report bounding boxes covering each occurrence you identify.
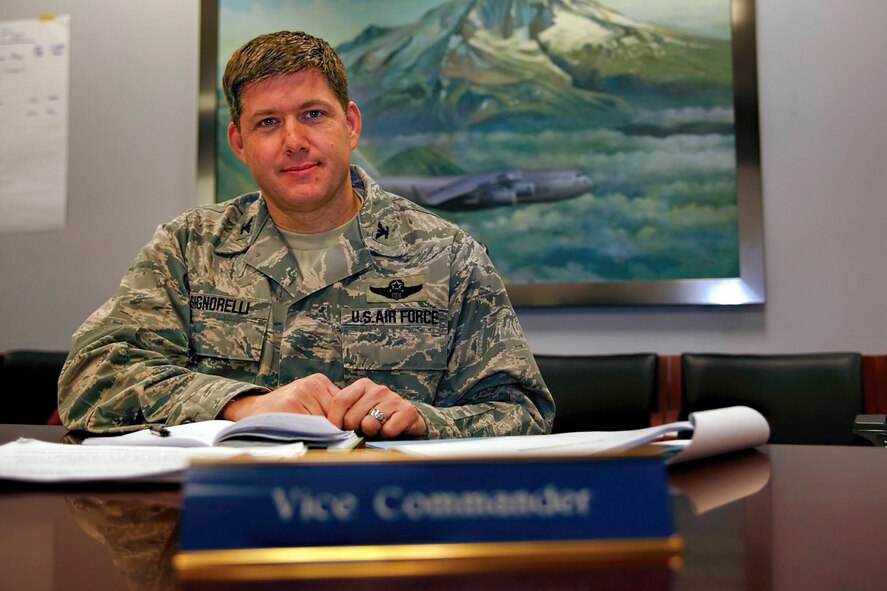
[367,277,425,302]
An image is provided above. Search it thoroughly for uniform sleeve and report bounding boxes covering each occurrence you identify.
[414,231,555,439]
[57,221,267,434]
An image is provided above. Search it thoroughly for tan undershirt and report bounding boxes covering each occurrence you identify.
[278,214,359,273]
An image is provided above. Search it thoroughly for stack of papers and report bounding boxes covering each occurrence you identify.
[0,407,769,484]
[0,413,359,483]
[368,406,770,464]
[0,439,306,483]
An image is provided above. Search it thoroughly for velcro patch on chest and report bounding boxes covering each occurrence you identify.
[343,307,447,329]
[365,275,427,303]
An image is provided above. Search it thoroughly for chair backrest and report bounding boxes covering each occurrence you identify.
[0,350,69,424]
[534,353,658,433]
[681,352,863,445]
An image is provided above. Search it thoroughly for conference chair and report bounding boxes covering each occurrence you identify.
[534,353,659,433]
[0,350,68,424]
[680,352,863,445]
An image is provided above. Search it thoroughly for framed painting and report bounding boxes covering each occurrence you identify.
[198,0,763,306]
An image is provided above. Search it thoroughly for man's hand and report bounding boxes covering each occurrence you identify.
[221,373,340,421]
[326,377,426,438]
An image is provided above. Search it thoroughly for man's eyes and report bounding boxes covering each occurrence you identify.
[253,110,325,128]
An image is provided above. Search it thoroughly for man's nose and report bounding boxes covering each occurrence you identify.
[283,121,307,153]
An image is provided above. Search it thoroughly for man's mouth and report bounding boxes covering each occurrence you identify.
[282,163,318,174]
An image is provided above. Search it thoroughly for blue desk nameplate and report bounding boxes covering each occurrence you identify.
[175,451,681,580]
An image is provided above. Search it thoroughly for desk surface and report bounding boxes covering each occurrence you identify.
[2,424,886,591]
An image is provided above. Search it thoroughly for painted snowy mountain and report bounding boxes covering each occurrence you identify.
[338,0,732,135]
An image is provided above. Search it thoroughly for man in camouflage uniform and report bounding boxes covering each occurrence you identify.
[58,31,553,439]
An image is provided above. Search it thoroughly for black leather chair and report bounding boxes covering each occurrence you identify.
[534,353,659,433]
[681,352,863,445]
[0,350,68,424]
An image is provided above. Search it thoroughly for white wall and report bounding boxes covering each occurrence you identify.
[1,0,886,355]
[0,0,201,351]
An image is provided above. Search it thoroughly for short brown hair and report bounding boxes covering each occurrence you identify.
[222,30,349,129]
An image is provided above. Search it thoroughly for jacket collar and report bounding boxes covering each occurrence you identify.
[352,165,406,258]
[212,166,406,300]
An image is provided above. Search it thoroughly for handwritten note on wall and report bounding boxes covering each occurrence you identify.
[0,15,70,233]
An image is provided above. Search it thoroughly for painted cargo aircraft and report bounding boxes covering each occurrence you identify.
[377,169,592,210]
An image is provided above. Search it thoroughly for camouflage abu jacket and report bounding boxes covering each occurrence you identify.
[58,166,554,437]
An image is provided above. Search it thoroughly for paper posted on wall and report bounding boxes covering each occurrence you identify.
[0,15,71,233]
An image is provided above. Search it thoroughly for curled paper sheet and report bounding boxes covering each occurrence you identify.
[668,406,770,465]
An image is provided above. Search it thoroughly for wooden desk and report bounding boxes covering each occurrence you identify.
[2,425,886,590]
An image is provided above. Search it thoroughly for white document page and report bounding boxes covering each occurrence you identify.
[368,422,694,458]
[0,438,306,483]
[372,406,769,464]
[0,15,70,233]
[81,420,233,448]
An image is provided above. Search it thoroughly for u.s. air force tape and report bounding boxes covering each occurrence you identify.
[343,307,446,328]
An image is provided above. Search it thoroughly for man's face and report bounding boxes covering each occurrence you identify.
[227,70,361,232]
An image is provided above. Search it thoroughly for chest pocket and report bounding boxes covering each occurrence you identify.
[189,295,271,380]
[341,306,448,403]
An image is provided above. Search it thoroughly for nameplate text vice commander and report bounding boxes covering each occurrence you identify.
[58,30,554,439]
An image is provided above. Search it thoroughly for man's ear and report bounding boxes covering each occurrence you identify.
[227,122,247,164]
[346,101,362,150]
